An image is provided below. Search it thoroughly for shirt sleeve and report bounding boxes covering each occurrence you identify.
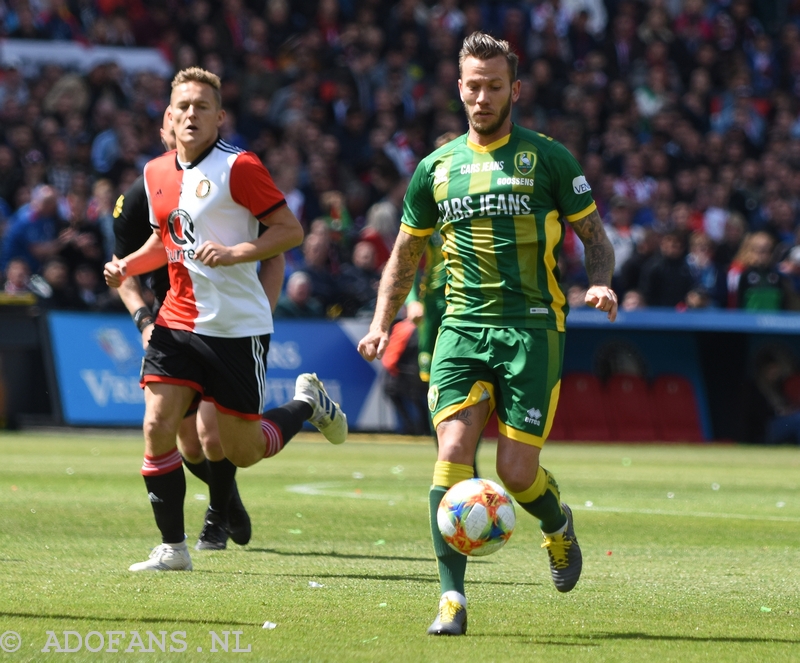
[229,152,286,221]
[400,158,439,236]
[113,175,154,258]
[548,141,596,222]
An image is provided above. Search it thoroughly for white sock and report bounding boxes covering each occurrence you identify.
[543,521,568,537]
[441,591,466,608]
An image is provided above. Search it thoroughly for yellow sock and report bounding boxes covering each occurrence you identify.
[433,460,475,488]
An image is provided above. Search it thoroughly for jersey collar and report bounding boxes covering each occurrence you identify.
[173,135,220,170]
[466,125,514,153]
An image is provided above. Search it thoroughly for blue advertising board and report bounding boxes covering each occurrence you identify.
[46,313,394,429]
[47,312,147,425]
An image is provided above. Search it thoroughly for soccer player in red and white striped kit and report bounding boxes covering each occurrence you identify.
[105,67,347,571]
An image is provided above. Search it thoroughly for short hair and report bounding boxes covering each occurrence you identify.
[171,67,222,108]
[458,32,518,82]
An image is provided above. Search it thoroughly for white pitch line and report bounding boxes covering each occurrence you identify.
[286,482,405,502]
[286,483,800,523]
[573,505,800,523]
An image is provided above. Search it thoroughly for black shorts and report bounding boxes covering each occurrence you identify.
[141,325,270,420]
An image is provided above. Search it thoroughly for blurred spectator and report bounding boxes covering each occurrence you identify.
[702,182,733,243]
[741,344,800,444]
[74,262,104,309]
[0,145,23,208]
[737,231,799,310]
[337,241,380,318]
[360,200,399,271]
[714,214,747,275]
[3,257,32,295]
[86,179,116,261]
[0,59,29,107]
[381,318,430,436]
[38,257,85,310]
[618,227,658,296]
[297,232,341,316]
[621,289,646,311]
[640,232,695,307]
[686,231,719,296]
[613,152,657,208]
[57,193,106,275]
[273,271,325,319]
[565,283,587,310]
[0,184,62,275]
[603,195,645,287]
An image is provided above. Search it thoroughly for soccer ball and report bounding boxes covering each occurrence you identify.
[437,478,516,557]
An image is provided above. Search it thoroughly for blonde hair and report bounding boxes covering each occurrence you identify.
[171,67,222,107]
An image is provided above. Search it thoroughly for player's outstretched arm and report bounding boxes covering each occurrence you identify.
[572,208,618,322]
[104,232,167,288]
[358,230,429,361]
[195,206,303,267]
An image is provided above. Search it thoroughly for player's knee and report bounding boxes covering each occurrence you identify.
[496,460,539,494]
[199,434,225,461]
[224,446,259,468]
[143,412,180,446]
[177,429,203,461]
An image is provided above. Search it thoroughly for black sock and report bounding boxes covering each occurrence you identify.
[207,458,237,520]
[263,400,313,444]
[143,468,186,544]
[182,456,210,484]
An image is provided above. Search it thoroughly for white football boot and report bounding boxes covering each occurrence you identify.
[294,373,348,445]
[129,542,193,572]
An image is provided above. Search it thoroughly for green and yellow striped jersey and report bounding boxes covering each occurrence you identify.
[401,124,596,331]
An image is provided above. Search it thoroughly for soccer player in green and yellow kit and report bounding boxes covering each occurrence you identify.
[358,32,618,635]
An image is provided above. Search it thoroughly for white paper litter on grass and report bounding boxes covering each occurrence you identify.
[262,622,277,629]
[309,581,324,588]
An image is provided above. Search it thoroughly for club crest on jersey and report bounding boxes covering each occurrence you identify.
[514,151,536,175]
[196,179,211,198]
[167,209,195,246]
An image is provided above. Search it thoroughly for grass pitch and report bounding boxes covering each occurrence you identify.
[1,431,799,662]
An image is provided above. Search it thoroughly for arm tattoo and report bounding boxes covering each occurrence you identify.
[571,209,615,287]
[372,232,429,331]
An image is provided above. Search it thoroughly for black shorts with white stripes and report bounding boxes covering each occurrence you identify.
[142,324,270,419]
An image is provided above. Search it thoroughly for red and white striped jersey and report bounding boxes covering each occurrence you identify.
[143,138,286,338]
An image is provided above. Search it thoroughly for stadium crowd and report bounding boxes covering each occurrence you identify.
[2,0,800,317]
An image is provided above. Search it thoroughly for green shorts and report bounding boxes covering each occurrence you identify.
[427,326,565,447]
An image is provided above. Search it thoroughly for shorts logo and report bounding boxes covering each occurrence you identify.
[427,385,440,412]
[572,176,591,194]
[524,407,542,426]
[514,151,536,175]
[167,209,195,246]
[196,179,211,198]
